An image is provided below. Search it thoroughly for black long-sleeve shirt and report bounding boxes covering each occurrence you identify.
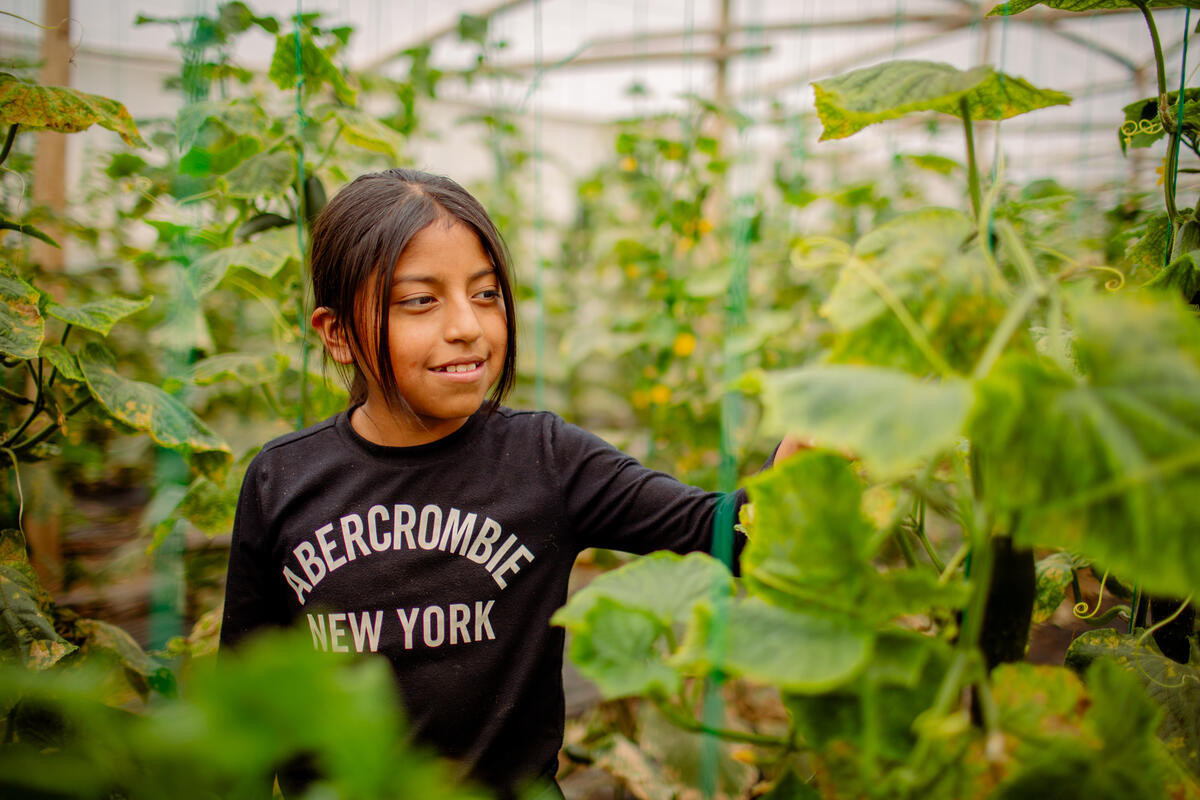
[220,405,746,795]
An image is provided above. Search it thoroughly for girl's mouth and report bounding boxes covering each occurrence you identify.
[431,361,483,373]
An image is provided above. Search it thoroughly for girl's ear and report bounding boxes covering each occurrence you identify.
[311,307,355,364]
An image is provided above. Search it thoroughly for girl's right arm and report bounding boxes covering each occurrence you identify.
[220,462,290,651]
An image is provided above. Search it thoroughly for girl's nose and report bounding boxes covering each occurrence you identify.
[443,298,483,343]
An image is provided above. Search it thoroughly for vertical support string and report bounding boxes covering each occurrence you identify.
[293,0,310,429]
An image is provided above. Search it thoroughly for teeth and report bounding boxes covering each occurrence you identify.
[438,363,479,373]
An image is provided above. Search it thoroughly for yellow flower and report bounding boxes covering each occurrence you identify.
[674,237,694,256]
[697,218,713,235]
[650,384,672,405]
[623,263,639,279]
[631,390,649,409]
[619,156,637,172]
[1156,159,1167,186]
[672,331,696,358]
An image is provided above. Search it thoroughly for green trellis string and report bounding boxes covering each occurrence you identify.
[293,1,311,429]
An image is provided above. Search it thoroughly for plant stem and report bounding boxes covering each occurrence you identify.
[12,395,92,455]
[653,698,791,748]
[1132,0,1179,223]
[0,124,16,167]
[1,362,44,448]
[961,98,982,223]
[914,502,948,574]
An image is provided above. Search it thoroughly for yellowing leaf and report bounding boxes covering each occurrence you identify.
[0,72,146,148]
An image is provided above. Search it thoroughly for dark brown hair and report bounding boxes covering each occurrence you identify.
[309,168,517,411]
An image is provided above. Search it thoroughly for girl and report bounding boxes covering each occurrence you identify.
[220,168,801,799]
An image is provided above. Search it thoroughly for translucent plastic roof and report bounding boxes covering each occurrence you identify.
[0,1,1190,189]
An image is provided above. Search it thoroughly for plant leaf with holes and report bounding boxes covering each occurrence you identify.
[187,227,301,296]
[0,260,44,359]
[969,291,1200,598]
[78,343,231,459]
[0,72,146,147]
[45,296,152,336]
[990,1,1200,16]
[812,61,1070,141]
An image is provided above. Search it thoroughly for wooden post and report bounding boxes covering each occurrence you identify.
[32,0,71,271]
[26,0,72,594]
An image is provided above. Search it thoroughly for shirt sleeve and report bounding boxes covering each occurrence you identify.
[219,457,291,651]
[546,415,748,563]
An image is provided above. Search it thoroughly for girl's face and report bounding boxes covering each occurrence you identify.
[315,218,508,446]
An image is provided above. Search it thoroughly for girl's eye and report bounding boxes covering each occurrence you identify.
[475,288,500,301]
[398,295,436,308]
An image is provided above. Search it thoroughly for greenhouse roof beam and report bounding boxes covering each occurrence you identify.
[480,44,771,73]
[1042,23,1138,73]
[362,0,532,71]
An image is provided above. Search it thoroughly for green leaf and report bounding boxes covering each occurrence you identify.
[1066,629,1200,776]
[758,366,972,480]
[187,227,301,296]
[0,72,147,148]
[188,352,289,386]
[990,1,1200,16]
[553,551,733,631]
[565,596,682,698]
[221,150,296,199]
[45,295,152,336]
[175,99,264,151]
[38,343,83,382]
[970,291,1200,598]
[991,659,1168,800]
[268,31,357,105]
[327,108,407,160]
[73,618,158,678]
[77,343,231,459]
[811,61,1070,141]
[1033,551,1083,623]
[674,596,872,692]
[0,260,44,359]
[1126,212,1171,276]
[1144,251,1200,299]
[0,532,77,670]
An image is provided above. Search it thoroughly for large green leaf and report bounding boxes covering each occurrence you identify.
[758,366,972,480]
[1033,551,1083,623]
[38,343,84,382]
[78,343,231,459]
[969,291,1200,597]
[45,295,152,336]
[176,99,265,151]
[1066,628,1200,776]
[1144,251,1200,299]
[0,261,44,359]
[820,208,1006,373]
[565,596,682,699]
[187,227,301,296]
[221,150,296,199]
[553,551,733,631]
[990,1,1200,15]
[0,73,147,148]
[812,61,1070,141]
[673,596,872,692]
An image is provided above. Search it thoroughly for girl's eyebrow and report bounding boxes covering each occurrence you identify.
[393,267,496,285]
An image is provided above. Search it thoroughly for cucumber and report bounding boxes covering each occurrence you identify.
[978,536,1036,671]
[236,212,293,241]
[1150,595,1194,664]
